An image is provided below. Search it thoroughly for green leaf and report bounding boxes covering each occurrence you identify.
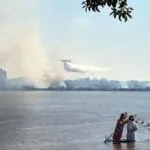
[122,13,128,22]
[88,6,91,11]
[92,6,96,11]
[107,0,112,7]
[119,14,122,21]
[82,1,86,5]
[110,11,114,16]
[127,13,132,18]
[113,12,117,19]
[112,0,118,7]
[85,7,88,12]
[129,7,134,10]
[96,6,100,12]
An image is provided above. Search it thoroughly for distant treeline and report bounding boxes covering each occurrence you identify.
[1,68,150,91]
[23,86,150,92]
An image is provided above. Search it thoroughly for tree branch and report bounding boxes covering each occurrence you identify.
[82,0,133,22]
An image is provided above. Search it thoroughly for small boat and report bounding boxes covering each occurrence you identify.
[104,138,135,144]
[112,139,132,144]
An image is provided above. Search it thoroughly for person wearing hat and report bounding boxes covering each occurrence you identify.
[126,115,137,142]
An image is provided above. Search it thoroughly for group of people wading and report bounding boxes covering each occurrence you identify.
[113,112,137,143]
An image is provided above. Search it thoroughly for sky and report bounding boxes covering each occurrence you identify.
[0,0,150,84]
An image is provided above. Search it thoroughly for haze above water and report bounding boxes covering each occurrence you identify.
[0,91,150,150]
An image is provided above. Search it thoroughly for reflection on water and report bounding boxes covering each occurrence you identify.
[113,143,135,150]
[126,143,135,150]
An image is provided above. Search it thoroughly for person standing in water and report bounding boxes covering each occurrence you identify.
[126,115,137,142]
[113,113,128,141]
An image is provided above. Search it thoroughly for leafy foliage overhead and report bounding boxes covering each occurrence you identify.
[82,0,133,22]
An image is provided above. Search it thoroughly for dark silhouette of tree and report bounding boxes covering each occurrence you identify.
[82,0,133,22]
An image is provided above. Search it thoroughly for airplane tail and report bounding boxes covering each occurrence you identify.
[60,59,72,63]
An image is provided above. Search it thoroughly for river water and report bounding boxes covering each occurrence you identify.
[0,91,150,150]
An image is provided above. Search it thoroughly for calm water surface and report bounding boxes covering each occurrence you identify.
[0,91,150,150]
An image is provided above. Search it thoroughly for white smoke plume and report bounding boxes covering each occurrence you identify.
[0,0,62,88]
[62,60,110,74]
